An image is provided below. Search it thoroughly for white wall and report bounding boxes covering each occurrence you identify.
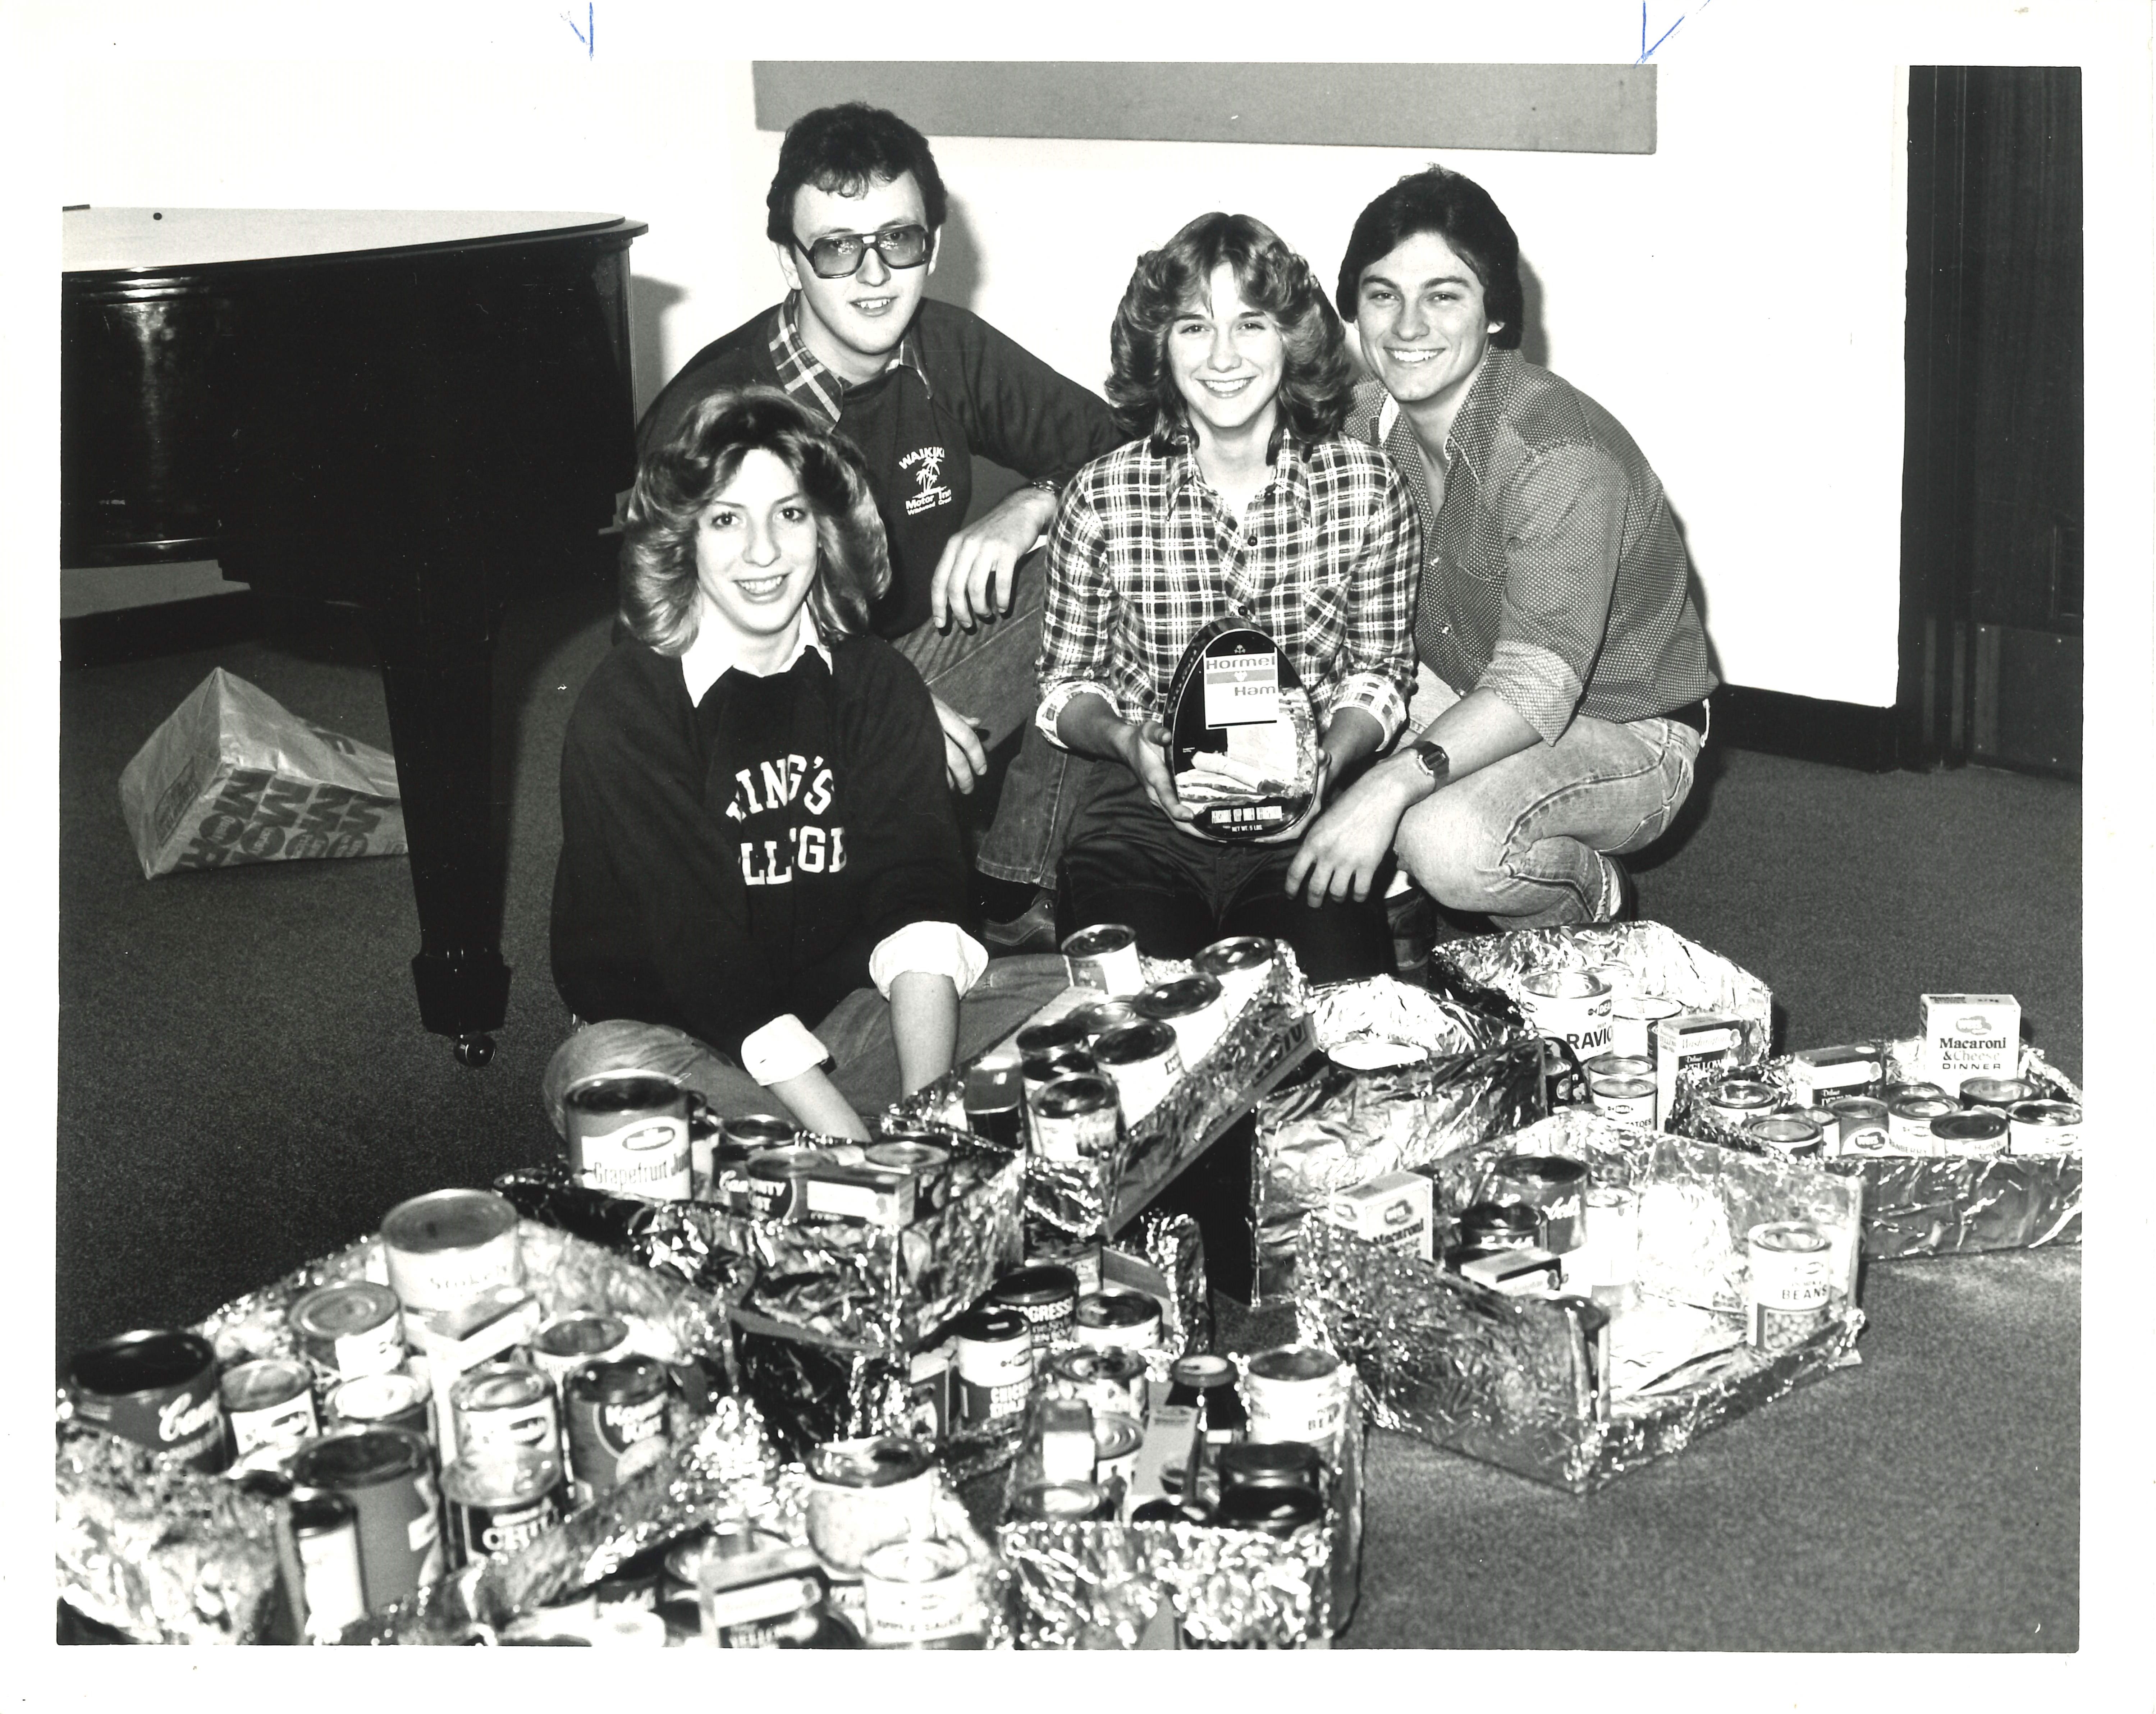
[50,6,2141,708]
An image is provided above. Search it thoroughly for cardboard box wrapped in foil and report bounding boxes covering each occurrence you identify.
[993,1369,1364,1648]
[1295,1108,1864,1494]
[1251,975,1544,1304]
[1673,1037,2084,1259]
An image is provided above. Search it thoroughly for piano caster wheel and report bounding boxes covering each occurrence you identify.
[453,1033,496,1069]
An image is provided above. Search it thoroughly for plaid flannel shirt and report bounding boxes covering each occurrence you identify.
[767,291,931,424]
[1036,432,1419,747]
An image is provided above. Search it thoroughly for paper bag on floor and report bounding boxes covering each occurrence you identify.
[117,667,406,878]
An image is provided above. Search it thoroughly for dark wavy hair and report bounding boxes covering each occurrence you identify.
[619,387,889,655]
[1335,167,1523,349]
[1106,212,1356,450]
[764,102,949,246]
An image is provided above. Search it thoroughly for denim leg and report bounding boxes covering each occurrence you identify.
[1395,716,1702,929]
[890,549,1049,752]
[541,1018,772,1135]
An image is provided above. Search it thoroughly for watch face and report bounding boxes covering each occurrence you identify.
[1415,741,1448,778]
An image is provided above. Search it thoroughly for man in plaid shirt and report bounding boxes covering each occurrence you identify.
[1038,212,1417,983]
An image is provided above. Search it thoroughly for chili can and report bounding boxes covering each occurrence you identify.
[564,1356,673,1503]
[2008,1099,2082,1154]
[288,1426,443,1611]
[1062,923,1145,995]
[66,1329,227,1471]
[379,1188,522,1316]
[290,1282,405,1385]
[443,1446,566,1568]
[221,1356,318,1459]
[562,1072,693,1202]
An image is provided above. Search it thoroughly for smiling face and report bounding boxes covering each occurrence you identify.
[776,170,938,385]
[1353,229,1502,420]
[1165,261,1286,452]
[693,447,821,656]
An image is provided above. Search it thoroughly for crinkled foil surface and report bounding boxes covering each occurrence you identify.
[1669,1037,2084,1259]
[509,1130,1023,1352]
[1254,976,1544,1302]
[1432,918,1775,1053]
[54,1421,281,1644]
[1295,1109,1863,1494]
[1128,1209,1214,1358]
[994,1372,1362,1649]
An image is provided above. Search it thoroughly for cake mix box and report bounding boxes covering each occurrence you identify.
[1920,994,2021,1091]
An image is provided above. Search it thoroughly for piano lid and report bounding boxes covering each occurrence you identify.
[63,208,636,275]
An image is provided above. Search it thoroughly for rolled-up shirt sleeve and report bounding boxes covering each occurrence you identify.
[740,1013,832,1086]
[867,921,988,998]
[1478,441,1630,745]
[1325,460,1419,746]
[1035,478,1122,747]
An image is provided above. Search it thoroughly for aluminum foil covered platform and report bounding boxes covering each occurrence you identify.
[1295,1108,1864,1494]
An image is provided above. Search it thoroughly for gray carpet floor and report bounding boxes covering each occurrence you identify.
[57,584,2081,1650]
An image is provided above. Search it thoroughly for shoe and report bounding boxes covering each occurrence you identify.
[982,890,1060,954]
[1598,854,1638,923]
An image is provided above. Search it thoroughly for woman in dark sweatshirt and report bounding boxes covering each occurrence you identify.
[544,387,1064,1139]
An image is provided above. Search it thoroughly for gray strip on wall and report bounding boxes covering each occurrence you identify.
[753,63,1657,156]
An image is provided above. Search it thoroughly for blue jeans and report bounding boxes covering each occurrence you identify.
[1395,714,1703,929]
[541,954,1071,1136]
[891,549,1103,892]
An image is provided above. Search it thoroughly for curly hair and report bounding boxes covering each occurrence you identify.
[1335,167,1524,350]
[618,387,889,655]
[1106,212,1356,450]
[764,102,949,246]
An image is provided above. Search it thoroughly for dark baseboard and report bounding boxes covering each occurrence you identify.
[1709,686,1901,772]
[61,591,265,669]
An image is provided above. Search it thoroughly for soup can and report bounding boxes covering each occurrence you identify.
[290,1488,368,1642]
[712,1114,798,1212]
[450,1359,560,1462]
[564,1356,673,1503]
[2008,1099,2082,1154]
[443,1446,566,1569]
[288,1426,443,1611]
[1242,1345,1348,1454]
[1047,1345,1149,1426]
[326,1369,431,1440]
[1930,1108,2010,1158]
[962,1047,1026,1148]
[1519,968,1614,1061]
[990,1263,1080,1364]
[1067,996,1143,1040]
[1030,1073,1120,1164]
[1608,994,1682,1062]
[1481,1155,1590,1253]
[1589,1072,1658,1126]
[1074,1288,1163,1355]
[1062,923,1146,995]
[1960,1076,2037,1113]
[1701,1076,1781,1129]
[1584,1052,1654,1082]
[1748,1112,1826,1160]
[66,1329,227,1471]
[221,1356,318,1459]
[529,1313,633,1389]
[1027,1232,1103,1297]
[380,1188,523,1316]
[861,1537,976,1644]
[1090,1019,1184,1125]
[1888,1094,1958,1155]
[1192,935,1278,1015]
[1134,973,1231,1067]
[1745,1221,1833,1353]
[562,1072,693,1201]
[805,1436,938,1573]
[1830,1096,1893,1157]
[952,1305,1033,1425]
[743,1144,829,1221]
[289,1282,406,1385]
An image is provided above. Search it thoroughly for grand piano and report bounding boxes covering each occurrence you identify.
[62,209,646,1064]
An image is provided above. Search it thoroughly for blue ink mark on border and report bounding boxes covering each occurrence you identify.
[1638,0,1712,63]
[564,3,592,56]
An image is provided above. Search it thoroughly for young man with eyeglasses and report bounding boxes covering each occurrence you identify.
[640,103,1125,950]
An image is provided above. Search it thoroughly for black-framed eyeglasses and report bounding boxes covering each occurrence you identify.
[792,223,932,279]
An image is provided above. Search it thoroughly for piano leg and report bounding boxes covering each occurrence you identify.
[368,622,513,1065]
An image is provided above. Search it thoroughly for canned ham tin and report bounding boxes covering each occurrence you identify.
[2009,1099,2082,1153]
[1074,1288,1163,1354]
[1062,923,1146,995]
[1193,935,1278,1015]
[1930,1108,2010,1158]
[379,1188,522,1316]
[1090,1019,1183,1125]
[290,1282,405,1384]
[1241,1344,1348,1455]
[221,1356,317,1458]
[1030,1073,1120,1163]
[67,1329,227,1471]
[1134,972,1231,1066]
[1745,1221,1833,1352]
[562,1072,692,1202]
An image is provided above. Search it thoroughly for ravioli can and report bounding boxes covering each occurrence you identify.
[1520,968,1614,1060]
[290,1283,405,1385]
[1192,935,1278,1015]
[1242,1345,1347,1455]
[564,1356,673,1502]
[379,1188,522,1316]
[1830,1095,1893,1157]
[990,1263,1080,1363]
[221,1357,318,1459]
[288,1426,443,1610]
[66,1329,227,1471]
[443,1446,566,1568]
[953,1305,1033,1425]
[1030,1073,1120,1164]
[1090,1019,1183,1125]
[562,1072,693,1201]
[1745,1221,1833,1352]
[1062,923,1145,995]
[1134,973,1231,1066]
[2008,1099,2082,1153]
[1074,1288,1163,1354]
[1888,1094,1958,1155]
